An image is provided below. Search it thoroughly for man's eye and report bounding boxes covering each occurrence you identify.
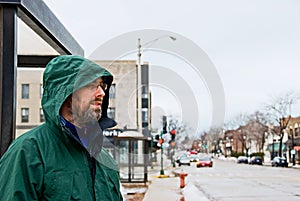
[100,83,108,90]
[88,84,97,89]
[87,82,107,91]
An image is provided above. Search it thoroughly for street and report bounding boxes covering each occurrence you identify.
[180,158,300,201]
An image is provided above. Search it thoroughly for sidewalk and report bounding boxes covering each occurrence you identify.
[142,151,209,201]
[142,164,183,201]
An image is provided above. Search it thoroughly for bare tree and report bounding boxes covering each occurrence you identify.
[226,113,249,130]
[225,112,270,154]
[206,127,223,153]
[226,113,251,154]
[167,116,192,149]
[247,111,270,152]
[265,91,300,157]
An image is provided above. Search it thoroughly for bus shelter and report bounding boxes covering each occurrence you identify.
[113,131,150,183]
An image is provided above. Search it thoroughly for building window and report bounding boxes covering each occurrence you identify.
[142,85,148,98]
[40,108,45,122]
[109,84,116,99]
[21,84,29,99]
[142,108,148,123]
[142,98,148,108]
[21,108,29,123]
[107,107,115,120]
[40,84,43,99]
[142,108,149,127]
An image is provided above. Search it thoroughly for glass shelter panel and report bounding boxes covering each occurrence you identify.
[115,140,129,180]
[115,139,147,183]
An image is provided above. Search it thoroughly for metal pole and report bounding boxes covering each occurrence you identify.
[291,132,295,166]
[138,38,141,67]
[150,136,153,169]
[272,139,275,160]
[172,146,176,167]
[160,131,164,175]
[136,38,142,132]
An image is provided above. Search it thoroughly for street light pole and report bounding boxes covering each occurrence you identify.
[136,36,176,133]
[291,131,295,166]
[272,139,276,160]
[138,38,142,66]
[137,36,176,176]
[243,135,246,156]
[137,36,176,66]
[136,38,142,132]
[160,131,164,175]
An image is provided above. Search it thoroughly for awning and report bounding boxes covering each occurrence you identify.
[266,143,287,151]
[115,131,149,140]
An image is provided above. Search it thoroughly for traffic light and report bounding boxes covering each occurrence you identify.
[158,138,164,145]
[162,116,167,134]
[170,129,176,141]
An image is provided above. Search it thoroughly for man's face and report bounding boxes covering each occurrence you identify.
[71,77,107,126]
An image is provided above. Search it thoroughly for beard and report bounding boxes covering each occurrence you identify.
[73,105,102,127]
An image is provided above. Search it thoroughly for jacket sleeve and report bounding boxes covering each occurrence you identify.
[0,139,44,201]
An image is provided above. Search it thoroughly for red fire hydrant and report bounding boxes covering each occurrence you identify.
[180,172,188,188]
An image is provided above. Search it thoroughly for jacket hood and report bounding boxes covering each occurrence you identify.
[42,55,113,128]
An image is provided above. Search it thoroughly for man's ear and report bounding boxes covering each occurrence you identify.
[66,94,73,107]
[59,94,73,116]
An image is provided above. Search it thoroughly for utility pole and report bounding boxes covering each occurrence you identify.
[136,38,142,132]
[291,131,295,166]
[150,135,154,169]
[160,131,164,175]
[160,115,167,175]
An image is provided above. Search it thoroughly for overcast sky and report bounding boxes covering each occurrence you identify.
[41,0,300,133]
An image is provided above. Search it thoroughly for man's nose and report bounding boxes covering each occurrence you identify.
[95,85,105,97]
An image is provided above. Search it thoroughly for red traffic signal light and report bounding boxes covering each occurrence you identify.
[170,129,176,141]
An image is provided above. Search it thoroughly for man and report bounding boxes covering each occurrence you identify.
[0,55,123,200]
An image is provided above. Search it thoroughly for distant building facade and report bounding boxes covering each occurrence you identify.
[286,116,300,164]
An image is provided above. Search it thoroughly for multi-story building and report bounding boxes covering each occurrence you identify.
[286,116,300,164]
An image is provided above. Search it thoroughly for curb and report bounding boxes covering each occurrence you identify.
[181,183,210,201]
[154,174,170,178]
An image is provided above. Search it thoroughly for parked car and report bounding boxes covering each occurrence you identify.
[271,156,288,167]
[177,155,191,166]
[237,156,248,164]
[196,156,213,168]
[249,156,263,165]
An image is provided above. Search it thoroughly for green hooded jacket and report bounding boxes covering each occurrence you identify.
[0,55,123,201]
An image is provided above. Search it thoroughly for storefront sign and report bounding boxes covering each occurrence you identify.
[103,129,122,137]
